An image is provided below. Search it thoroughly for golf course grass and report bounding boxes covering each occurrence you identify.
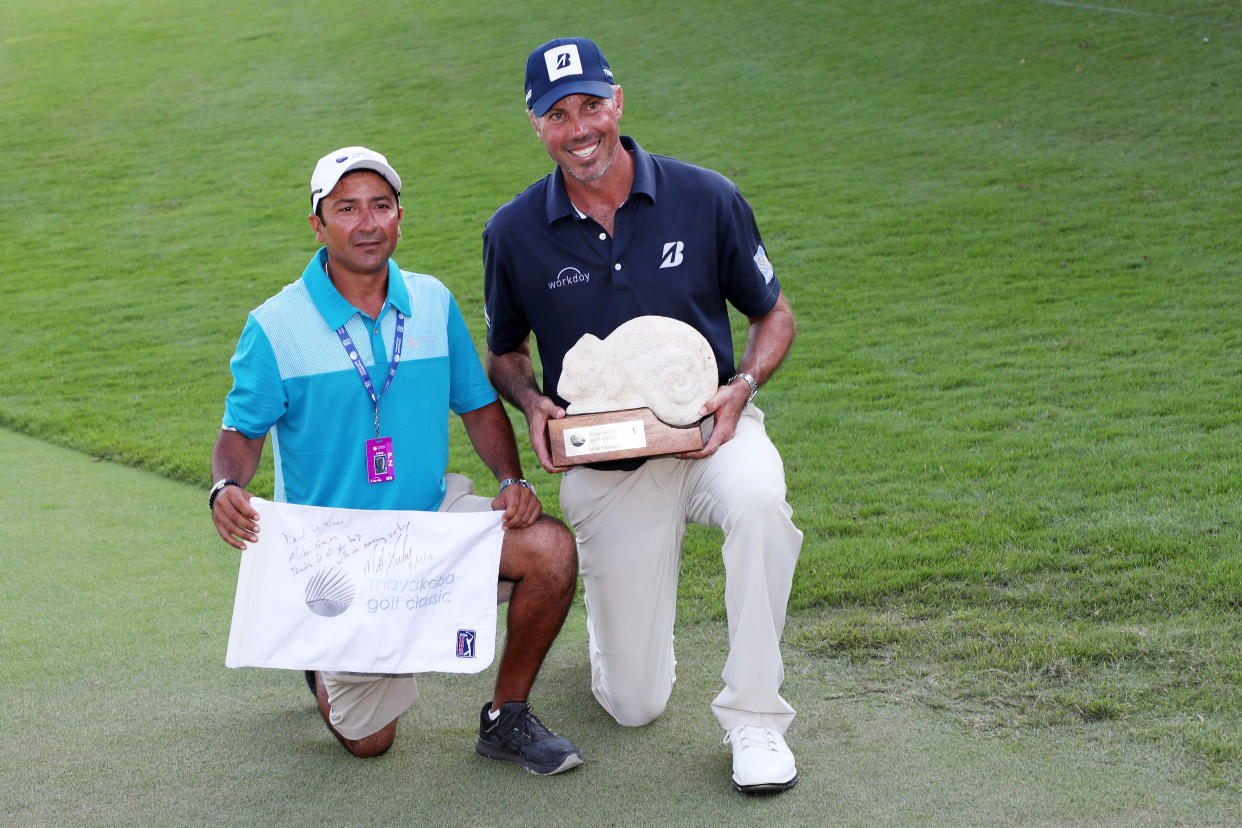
[1,0,1239,823]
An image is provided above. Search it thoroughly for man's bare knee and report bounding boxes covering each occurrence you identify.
[341,720,397,758]
[501,514,577,586]
[313,671,398,758]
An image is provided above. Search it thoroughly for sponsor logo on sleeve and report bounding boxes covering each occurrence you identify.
[753,245,775,283]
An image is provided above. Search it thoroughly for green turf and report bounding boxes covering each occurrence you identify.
[1,0,1240,818]
[2,429,1238,824]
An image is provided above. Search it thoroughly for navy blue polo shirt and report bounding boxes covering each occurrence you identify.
[483,136,781,408]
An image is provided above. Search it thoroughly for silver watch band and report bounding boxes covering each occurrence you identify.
[727,372,759,406]
[498,477,536,496]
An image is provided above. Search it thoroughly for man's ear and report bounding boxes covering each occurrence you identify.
[528,110,541,137]
[309,213,325,242]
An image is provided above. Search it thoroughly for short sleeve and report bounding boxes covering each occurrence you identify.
[446,295,499,415]
[719,185,781,318]
[222,314,287,438]
[482,217,531,356]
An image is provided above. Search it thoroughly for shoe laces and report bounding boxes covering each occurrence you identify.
[724,725,780,752]
[499,703,555,745]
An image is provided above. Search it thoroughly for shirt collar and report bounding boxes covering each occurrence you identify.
[301,247,412,330]
[543,135,656,225]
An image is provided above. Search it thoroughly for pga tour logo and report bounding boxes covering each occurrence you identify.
[456,629,477,658]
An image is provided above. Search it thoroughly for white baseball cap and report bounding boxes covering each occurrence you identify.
[309,146,402,215]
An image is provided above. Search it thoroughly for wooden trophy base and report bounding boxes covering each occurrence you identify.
[548,408,705,466]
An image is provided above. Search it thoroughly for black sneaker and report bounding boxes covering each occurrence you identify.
[475,701,583,775]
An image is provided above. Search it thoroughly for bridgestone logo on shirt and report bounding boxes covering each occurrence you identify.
[549,267,591,290]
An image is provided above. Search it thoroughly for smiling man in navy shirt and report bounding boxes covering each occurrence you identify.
[483,38,803,794]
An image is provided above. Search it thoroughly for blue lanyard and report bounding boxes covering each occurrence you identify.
[335,311,404,437]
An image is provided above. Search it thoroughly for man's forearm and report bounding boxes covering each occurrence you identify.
[739,291,796,388]
[486,344,544,417]
[459,401,524,482]
[487,342,568,474]
[210,429,265,487]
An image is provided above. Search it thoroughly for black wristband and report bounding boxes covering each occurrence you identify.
[209,478,239,512]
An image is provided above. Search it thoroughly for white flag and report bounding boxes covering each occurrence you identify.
[225,498,504,674]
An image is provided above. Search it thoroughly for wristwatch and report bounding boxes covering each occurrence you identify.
[728,372,759,407]
[208,478,239,512]
[498,478,536,497]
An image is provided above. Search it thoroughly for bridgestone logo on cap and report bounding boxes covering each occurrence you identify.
[545,44,583,80]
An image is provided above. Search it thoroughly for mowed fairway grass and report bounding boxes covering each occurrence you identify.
[1,0,1240,823]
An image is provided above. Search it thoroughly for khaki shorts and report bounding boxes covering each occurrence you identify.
[321,473,501,740]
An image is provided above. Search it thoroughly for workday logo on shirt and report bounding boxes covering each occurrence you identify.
[548,266,591,290]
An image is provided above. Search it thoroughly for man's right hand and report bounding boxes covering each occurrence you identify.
[212,485,260,550]
[527,396,572,475]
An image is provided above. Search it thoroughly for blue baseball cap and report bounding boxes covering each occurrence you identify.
[525,37,616,116]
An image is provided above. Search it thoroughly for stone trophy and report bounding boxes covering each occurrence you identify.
[547,316,718,466]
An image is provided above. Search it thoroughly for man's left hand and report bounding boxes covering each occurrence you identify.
[492,481,543,530]
[677,379,750,460]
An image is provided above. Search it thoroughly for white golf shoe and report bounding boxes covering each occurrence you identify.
[724,725,798,794]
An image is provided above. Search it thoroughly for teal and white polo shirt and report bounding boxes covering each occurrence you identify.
[223,248,497,511]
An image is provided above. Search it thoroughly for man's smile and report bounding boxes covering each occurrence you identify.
[568,139,600,159]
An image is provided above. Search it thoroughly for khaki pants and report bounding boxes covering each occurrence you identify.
[321,474,497,740]
[559,405,802,734]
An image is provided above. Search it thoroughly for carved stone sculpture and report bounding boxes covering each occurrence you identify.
[557,316,718,426]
